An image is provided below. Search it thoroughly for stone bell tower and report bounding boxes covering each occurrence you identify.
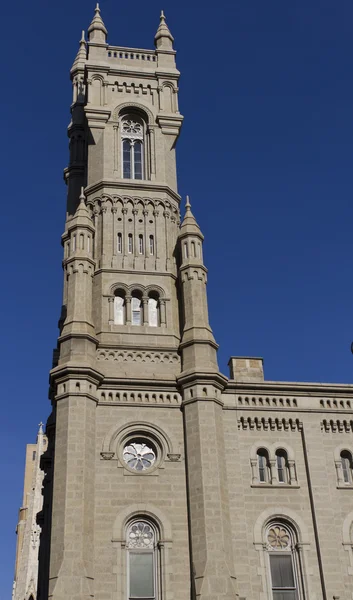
[41,6,236,600]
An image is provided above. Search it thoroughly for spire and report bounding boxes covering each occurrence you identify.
[38,422,44,436]
[179,196,204,239]
[154,10,174,50]
[71,30,87,73]
[88,3,107,43]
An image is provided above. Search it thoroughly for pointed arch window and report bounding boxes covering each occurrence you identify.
[121,116,144,180]
[126,520,157,600]
[257,448,270,483]
[266,522,302,600]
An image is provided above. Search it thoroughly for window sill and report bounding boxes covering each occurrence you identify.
[251,484,300,489]
[337,485,353,489]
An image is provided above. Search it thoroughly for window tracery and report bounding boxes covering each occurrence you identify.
[121,115,144,180]
[266,522,301,600]
[126,520,157,600]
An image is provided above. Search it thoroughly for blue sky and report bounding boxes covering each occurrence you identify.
[1,0,352,596]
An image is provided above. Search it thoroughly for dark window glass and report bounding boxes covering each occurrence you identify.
[123,139,131,179]
[134,141,143,180]
[270,554,296,600]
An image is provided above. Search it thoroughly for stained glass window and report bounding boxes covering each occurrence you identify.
[127,521,156,600]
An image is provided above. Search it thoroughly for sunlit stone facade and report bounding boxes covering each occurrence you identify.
[15,6,353,600]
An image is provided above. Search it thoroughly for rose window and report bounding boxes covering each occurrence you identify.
[121,119,143,139]
[267,524,291,550]
[123,441,156,471]
[127,521,155,549]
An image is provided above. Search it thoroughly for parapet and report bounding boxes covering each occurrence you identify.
[228,356,264,382]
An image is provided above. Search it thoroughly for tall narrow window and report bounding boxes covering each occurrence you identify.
[114,292,126,325]
[257,449,270,483]
[121,116,144,180]
[184,242,188,259]
[139,234,144,254]
[131,293,142,326]
[128,234,133,254]
[341,450,353,484]
[266,523,300,600]
[148,295,159,327]
[149,235,154,255]
[117,233,122,253]
[191,241,196,257]
[126,520,157,600]
[276,449,289,484]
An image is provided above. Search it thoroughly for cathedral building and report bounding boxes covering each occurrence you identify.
[14,5,353,600]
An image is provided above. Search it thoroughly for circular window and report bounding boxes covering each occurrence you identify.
[123,439,156,471]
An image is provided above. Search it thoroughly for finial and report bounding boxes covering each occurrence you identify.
[160,10,165,20]
[96,2,100,9]
[38,422,44,434]
[79,187,86,203]
[185,195,191,210]
[80,30,85,43]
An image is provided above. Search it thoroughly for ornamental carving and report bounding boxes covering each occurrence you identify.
[127,522,155,549]
[121,119,143,140]
[97,349,180,365]
[266,524,292,551]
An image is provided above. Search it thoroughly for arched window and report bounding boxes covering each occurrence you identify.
[266,522,302,600]
[114,291,126,325]
[128,233,133,254]
[139,234,144,254]
[257,448,270,483]
[149,235,154,255]
[121,116,144,180]
[341,450,353,484]
[131,292,142,326]
[117,232,122,253]
[276,449,289,484]
[126,520,157,600]
[148,293,160,327]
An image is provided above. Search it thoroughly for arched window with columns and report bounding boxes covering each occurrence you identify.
[257,448,271,483]
[126,519,158,600]
[265,521,304,600]
[114,290,126,325]
[121,114,145,180]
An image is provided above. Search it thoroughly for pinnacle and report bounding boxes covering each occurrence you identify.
[88,2,107,41]
[154,9,174,49]
[179,195,204,239]
[71,30,87,72]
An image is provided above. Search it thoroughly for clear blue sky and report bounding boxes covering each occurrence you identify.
[1,0,352,596]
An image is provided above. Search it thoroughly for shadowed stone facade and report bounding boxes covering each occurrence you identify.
[14,6,353,600]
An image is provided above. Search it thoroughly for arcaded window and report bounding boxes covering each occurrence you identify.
[131,292,142,326]
[266,522,302,600]
[341,450,353,484]
[114,291,126,325]
[276,449,289,484]
[148,292,160,327]
[117,232,122,253]
[257,448,270,483]
[126,520,157,600]
[139,234,144,255]
[121,116,144,180]
[128,233,133,254]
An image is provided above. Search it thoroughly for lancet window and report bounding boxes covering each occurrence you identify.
[126,520,157,600]
[121,115,144,180]
[266,522,302,600]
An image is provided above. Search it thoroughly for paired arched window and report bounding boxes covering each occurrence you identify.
[257,448,270,483]
[276,449,289,484]
[266,522,302,600]
[148,293,159,327]
[126,520,157,600]
[114,291,126,325]
[121,115,144,180]
[341,450,353,484]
